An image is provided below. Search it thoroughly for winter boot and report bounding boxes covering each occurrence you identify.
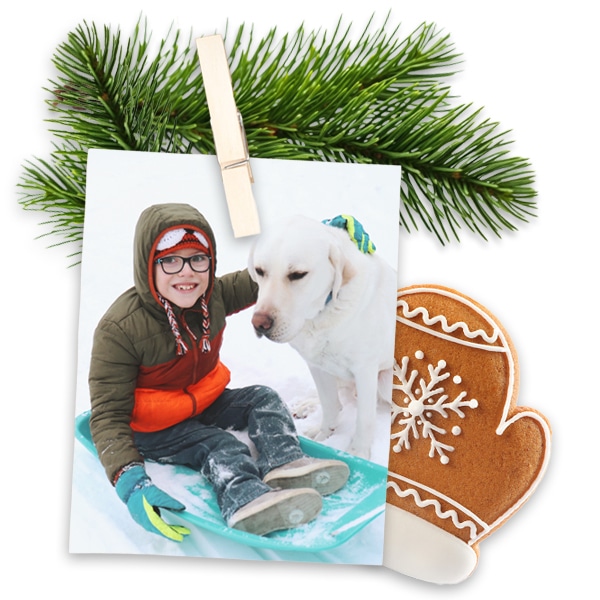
[263,457,350,496]
[228,488,322,536]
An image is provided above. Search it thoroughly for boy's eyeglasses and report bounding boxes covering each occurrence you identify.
[155,254,211,274]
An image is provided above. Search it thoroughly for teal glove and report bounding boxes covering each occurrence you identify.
[115,463,191,542]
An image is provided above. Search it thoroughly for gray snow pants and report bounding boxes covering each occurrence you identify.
[133,385,305,522]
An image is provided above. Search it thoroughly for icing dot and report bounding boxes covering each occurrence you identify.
[415,350,424,359]
[469,399,479,408]
[452,426,462,436]
[438,360,447,369]
[453,375,462,384]
[440,456,450,465]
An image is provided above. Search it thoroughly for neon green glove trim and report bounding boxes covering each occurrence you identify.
[142,495,191,542]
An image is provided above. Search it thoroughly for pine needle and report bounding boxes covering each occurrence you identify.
[18,14,537,256]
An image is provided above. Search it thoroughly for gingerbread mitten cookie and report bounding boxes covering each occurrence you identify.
[383,285,551,584]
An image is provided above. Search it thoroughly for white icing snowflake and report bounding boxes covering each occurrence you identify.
[391,350,479,465]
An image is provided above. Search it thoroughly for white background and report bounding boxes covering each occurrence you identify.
[2,1,596,597]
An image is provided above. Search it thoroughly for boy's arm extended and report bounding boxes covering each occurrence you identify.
[215,268,258,316]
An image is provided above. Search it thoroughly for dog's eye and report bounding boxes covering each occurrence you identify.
[288,271,308,281]
[254,267,265,278]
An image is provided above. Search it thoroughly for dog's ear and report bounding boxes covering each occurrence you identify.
[329,240,356,300]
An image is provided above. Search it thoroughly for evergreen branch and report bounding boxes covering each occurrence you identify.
[18,14,537,256]
[19,148,86,251]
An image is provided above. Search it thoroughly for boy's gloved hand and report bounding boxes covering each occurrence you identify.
[115,463,191,542]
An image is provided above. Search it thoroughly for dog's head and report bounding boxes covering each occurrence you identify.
[248,215,355,343]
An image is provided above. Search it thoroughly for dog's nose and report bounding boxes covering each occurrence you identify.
[252,311,274,336]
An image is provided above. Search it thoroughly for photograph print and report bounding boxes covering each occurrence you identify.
[70,149,401,564]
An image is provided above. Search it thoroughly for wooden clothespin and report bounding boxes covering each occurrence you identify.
[196,35,260,237]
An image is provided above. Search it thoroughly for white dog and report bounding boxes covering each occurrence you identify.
[248,214,396,459]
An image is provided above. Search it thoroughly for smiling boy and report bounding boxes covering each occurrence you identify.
[88,203,349,542]
[155,244,211,308]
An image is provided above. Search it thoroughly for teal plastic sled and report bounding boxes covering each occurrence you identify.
[74,411,387,552]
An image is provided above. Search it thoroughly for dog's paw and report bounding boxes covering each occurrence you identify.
[302,425,335,441]
[289,397,318,419]
[314,428,335,442]
[302,424,319,439]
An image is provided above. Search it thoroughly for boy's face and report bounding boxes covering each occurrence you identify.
[154,247,210,309]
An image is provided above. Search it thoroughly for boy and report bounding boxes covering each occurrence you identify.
[89,203,349,542]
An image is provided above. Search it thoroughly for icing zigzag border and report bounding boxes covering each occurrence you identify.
[387,472,491,544]
[397,299,499,345]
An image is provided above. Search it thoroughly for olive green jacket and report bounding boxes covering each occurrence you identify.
[88,203,257,483]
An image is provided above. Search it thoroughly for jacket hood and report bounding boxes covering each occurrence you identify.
[133,203,217,313]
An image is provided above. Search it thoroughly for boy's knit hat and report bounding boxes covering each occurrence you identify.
[154,228,210,260]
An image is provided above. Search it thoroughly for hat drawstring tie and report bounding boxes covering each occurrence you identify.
[158,294,189,356]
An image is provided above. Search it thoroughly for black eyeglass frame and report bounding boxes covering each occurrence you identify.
[155,254,211,274]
